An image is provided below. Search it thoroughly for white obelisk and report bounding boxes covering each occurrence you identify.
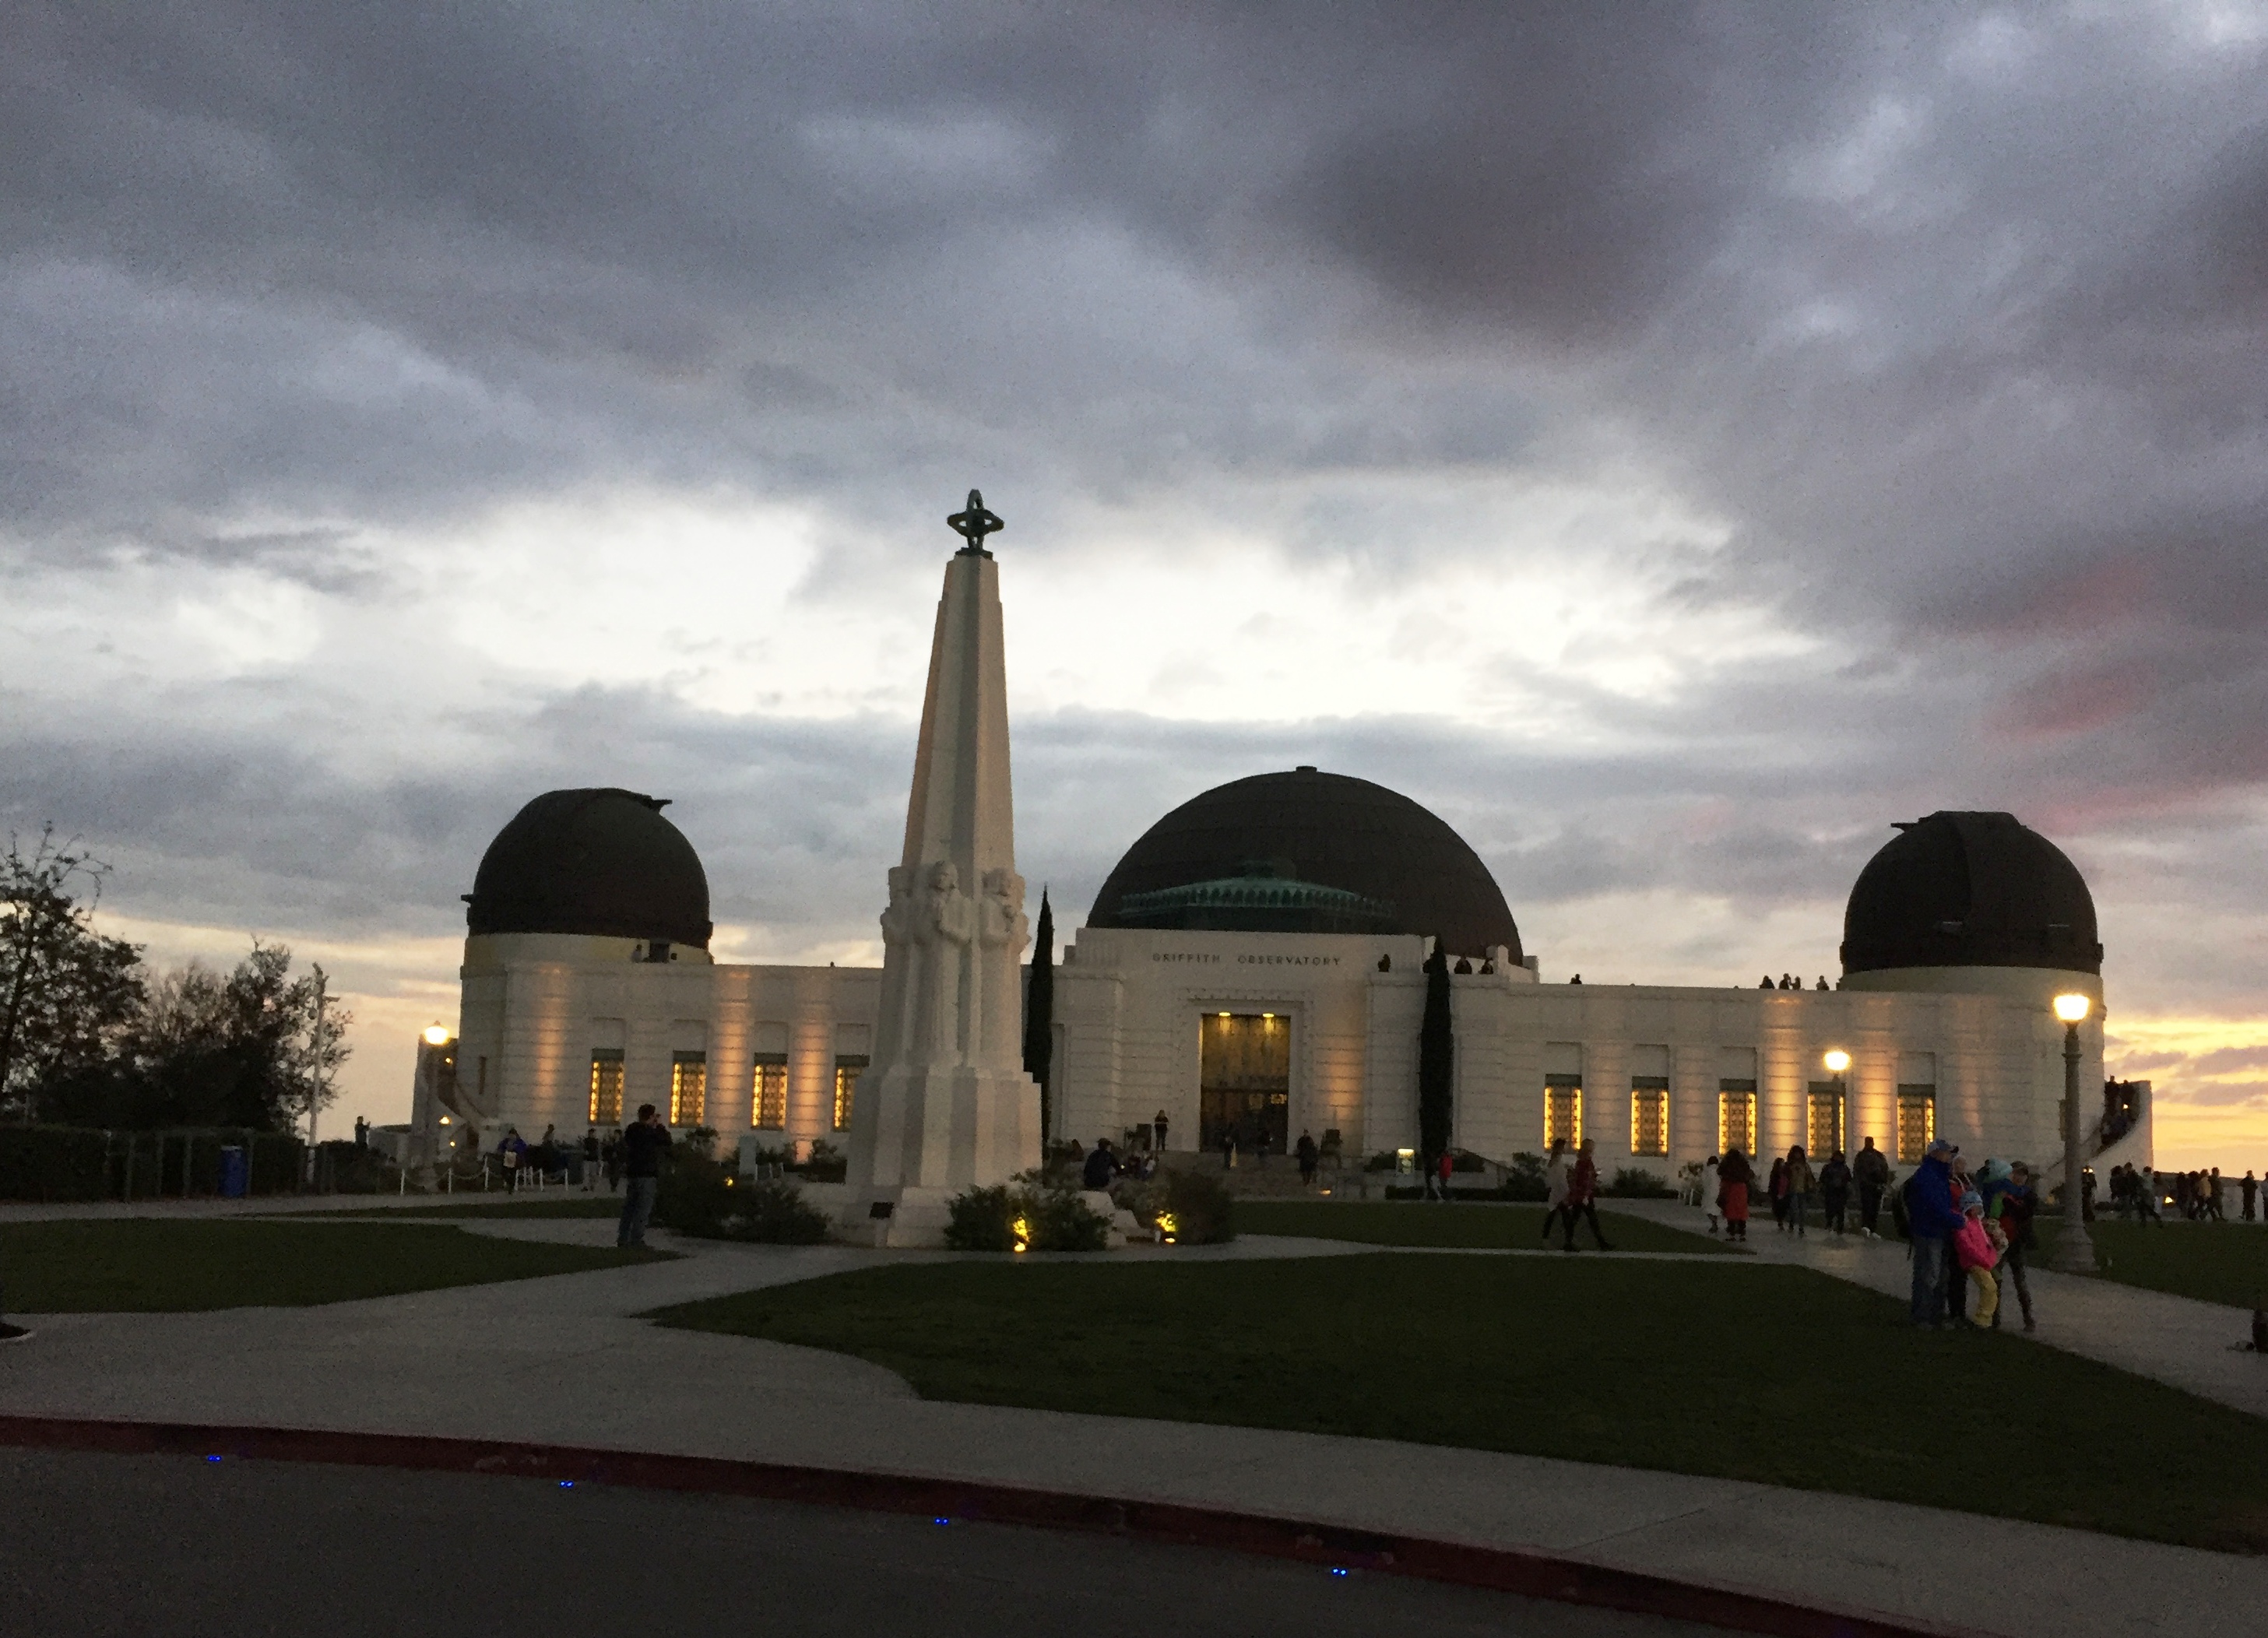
[839,491,1042,1246]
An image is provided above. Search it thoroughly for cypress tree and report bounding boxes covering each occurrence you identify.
[1418,937,1454,1164]
[1022,888,1055,1141]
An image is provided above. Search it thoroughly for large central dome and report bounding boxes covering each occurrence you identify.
[1087,768,1521,958]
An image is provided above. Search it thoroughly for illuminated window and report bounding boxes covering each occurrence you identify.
[1630,1079,1669,1157]
[670,1052,707,1127]
[1896,1084,1936,1162]
[752,1054,788,1130]
[1806,1081,1844,1156]
[1718,1080,1757,1155]
[833,1055,868,1133]
[1544,1074,1582,1149]
[589,1050,624,1125]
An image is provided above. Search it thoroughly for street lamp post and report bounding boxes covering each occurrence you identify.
[2049,993,2096,1275]
[1823,1049,1851,1156]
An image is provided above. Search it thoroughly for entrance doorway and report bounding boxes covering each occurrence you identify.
[1200,1013,1289,1157]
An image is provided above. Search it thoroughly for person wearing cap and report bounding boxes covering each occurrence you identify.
[1989,1162,2039,1331]
[1906,1138,1965,1326]
[1953,1190,2002,1329]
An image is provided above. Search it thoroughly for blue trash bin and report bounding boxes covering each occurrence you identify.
[219,1144,249,1199]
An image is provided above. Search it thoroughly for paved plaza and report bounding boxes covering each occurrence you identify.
[2,1195,2264,1635]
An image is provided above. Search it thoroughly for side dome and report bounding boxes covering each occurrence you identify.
[1841,811,2098,977]
[465,789,712,947]
[1088,768,1521,959]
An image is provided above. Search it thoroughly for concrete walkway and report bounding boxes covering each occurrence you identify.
[1611,1200,2268,1418]
[2,1218,2262,1636]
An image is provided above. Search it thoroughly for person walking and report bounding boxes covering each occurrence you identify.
[1540,1138,1571,1240]
[1562,1138,1614,1251]
[1783,1146,1816,1237]
[1989,1161,2039,1331]
[616,1103,672,1249]
[1295,1129,1319,1186]
[1220,1127,1236,1170]
[1254,1126,1271,1170]
[1768,1155,1791,1232]
[1433,1148,1455,1203]
[1153,1109,1170,1151]
[1718,1148,1753,1242]
[1819,1150,1852,1236]
[602,1127,623,1193]
[1953,1190,2001,1330]
[1701,1154,1722,1235]
[498,1128,525,1193]
[2242,1169,2259,1221]
[2208,1168,2226,1221]
[581,1127,601,1191]
[1905,1140,1964,1327]
[1854,1137,1890,1237]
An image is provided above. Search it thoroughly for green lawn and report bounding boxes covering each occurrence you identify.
[2037,1220,2268,1311]
[653,1253,2268,1555]
[1236,1199,1736,1254]
[2,1220,669,1311]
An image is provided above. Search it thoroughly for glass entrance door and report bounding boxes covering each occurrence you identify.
[1200,1013,1289,1156]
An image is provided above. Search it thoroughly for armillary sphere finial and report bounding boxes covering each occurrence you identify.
[948,489,1004,556]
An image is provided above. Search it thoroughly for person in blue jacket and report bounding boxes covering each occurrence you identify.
[1905,1139,1966,1327]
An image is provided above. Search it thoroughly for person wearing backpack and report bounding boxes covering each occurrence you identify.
[1818,1150,1852,1236]
[1782,1146,1816,1237]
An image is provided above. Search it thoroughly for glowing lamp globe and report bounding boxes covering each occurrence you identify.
[423,1025,452,1046]
[2052,993,2091,1024]
[1823,1049,1851,1074]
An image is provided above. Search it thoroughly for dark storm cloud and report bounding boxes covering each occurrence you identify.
[5,2,2268,1028]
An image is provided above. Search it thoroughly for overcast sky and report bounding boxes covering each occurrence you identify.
[5,3,2266,1165]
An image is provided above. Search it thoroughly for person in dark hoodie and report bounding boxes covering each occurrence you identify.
[1906,1139,1965,1327]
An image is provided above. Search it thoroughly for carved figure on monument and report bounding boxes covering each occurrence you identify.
[922,859,976,1063]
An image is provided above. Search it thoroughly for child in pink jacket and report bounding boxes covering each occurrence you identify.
[1953,1190,2000,1328]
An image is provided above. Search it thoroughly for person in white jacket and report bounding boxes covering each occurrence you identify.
[1539,1138,1572,1241]
[1702,1155,1723,1235]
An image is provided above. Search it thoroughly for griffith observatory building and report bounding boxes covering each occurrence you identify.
[412,514,2143,1200]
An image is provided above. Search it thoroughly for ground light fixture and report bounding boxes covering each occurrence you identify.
[2050,993,2096,1274]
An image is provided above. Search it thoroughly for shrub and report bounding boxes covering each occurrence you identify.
[658,1154,833,1243]
[1024,1185,1110,1251]
[653,1151,737,1235]
[0,1126,109,1201]
[944,1184,1018,1252]
[1605,1166,1676,1198]
[944,1182,1114,1252]
[713,1179,831,1244]
[1116,1166,1235,1244]
[799,1140,847,1183]
[1502,1151,1548,1200]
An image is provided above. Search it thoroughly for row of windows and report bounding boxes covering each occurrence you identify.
[1541,1077,1941,1161]
[589,1051,866,1132]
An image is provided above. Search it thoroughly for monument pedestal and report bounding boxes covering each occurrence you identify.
[835,1185,964,1250]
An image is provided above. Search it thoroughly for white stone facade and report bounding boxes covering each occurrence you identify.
[1051,925,2117,1178]
[424,930,881,1158]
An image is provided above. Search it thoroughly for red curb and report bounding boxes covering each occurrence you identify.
[0,1414,1951,1638]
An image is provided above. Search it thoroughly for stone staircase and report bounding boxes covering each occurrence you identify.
[1151,1151,1370,1199]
